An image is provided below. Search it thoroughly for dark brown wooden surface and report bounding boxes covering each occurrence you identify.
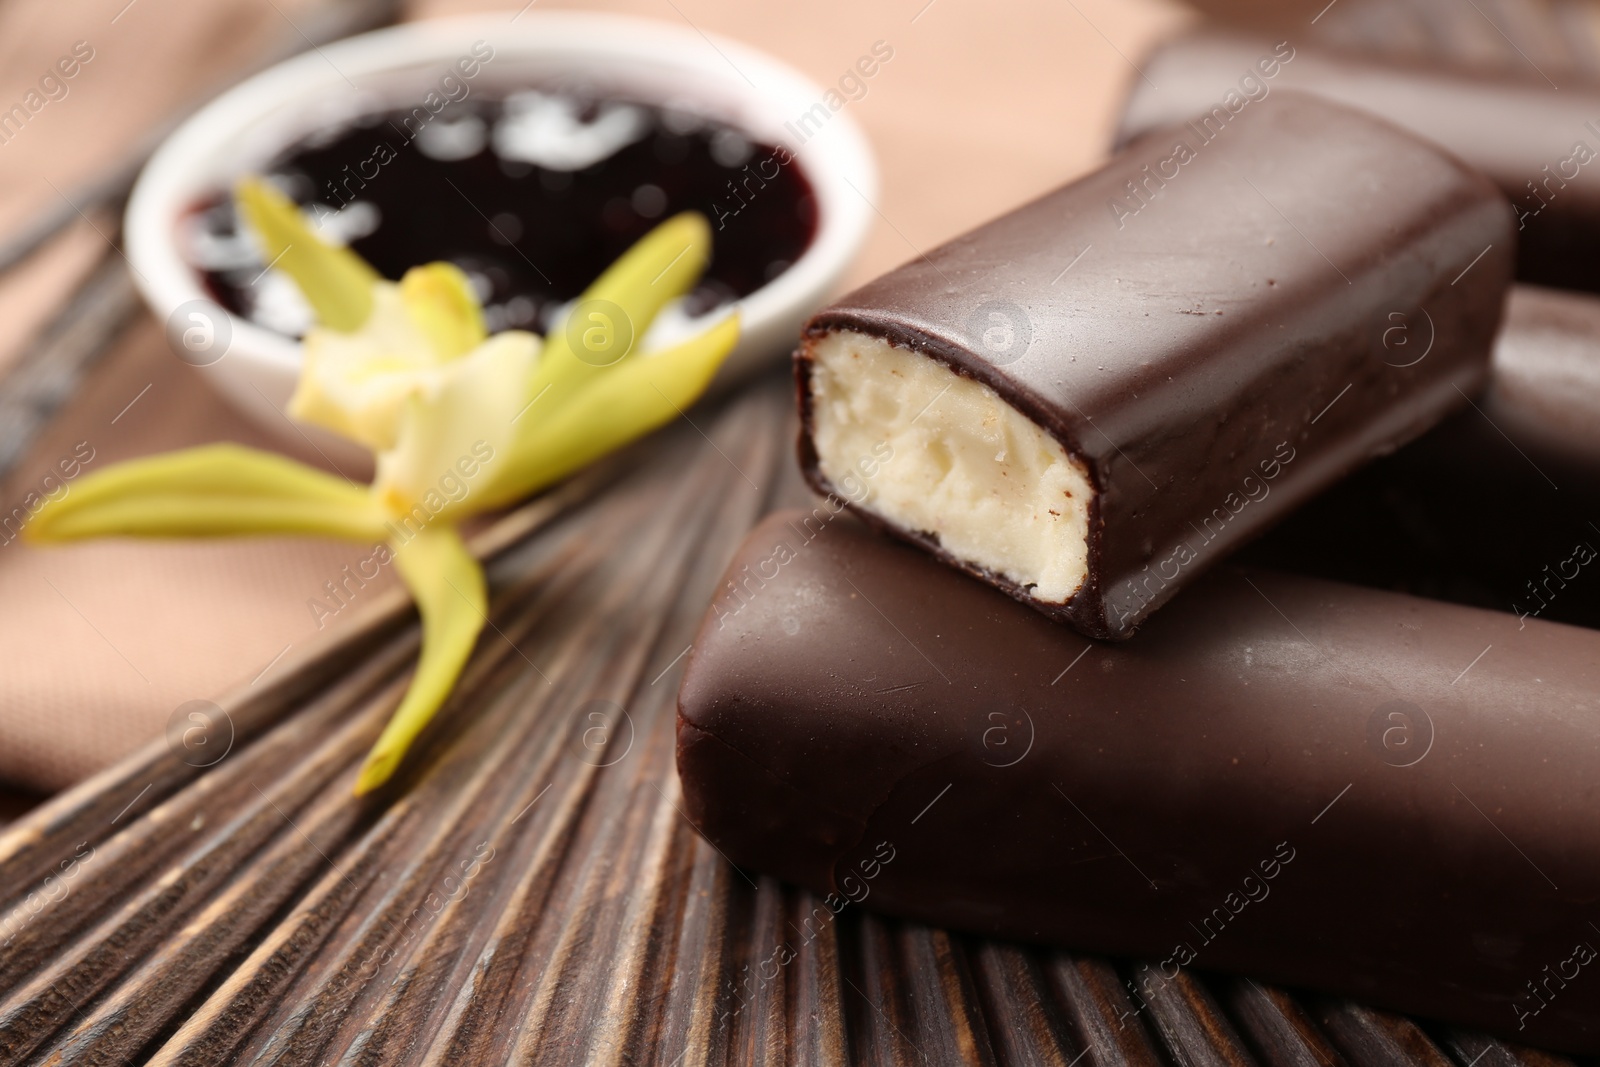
[0,378,1585,1066]
[0,792,38,829]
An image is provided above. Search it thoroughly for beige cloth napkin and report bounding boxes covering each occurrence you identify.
[0,0,1192,794]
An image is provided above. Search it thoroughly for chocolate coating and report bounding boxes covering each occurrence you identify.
[1116,29,1600,293]
[1484,284,1600,473]
[798,91,1513,640]
[678,510,1600,1053]
[1242,283,1600,627]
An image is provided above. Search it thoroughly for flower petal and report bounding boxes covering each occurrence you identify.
[355,525,486,794]
[373,330,540,523]
[24,444,388,542]
[235,177,380,332]
[288,284,450,452]
[479,312,739,509]
[400,262,487,360]
[530,211,712,398]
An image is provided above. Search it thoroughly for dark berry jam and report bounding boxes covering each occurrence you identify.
[183,90,816,337]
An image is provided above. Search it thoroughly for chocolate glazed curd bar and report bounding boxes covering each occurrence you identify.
[1115,29,1600,295]
[796,91,1514,639]
[677,511,1600,1053]
[1241,284,1600,629]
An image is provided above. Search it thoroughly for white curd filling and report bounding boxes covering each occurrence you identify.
[807,329,1093,604]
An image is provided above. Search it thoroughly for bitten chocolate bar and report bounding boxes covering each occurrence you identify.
[796,92,1513,639]
[677,511,1600,1053]
[1116,29,1600,294]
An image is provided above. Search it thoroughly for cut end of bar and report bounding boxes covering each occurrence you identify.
[805,329,1093,605]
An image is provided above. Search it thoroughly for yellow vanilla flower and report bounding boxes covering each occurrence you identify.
[29,176,740,794]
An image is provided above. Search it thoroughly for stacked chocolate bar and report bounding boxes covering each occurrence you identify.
[676,56,1600,1056]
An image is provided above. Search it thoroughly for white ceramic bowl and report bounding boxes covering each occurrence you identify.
[125,12,876,455]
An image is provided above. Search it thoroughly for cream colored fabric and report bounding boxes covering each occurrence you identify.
[0,0,1192,793]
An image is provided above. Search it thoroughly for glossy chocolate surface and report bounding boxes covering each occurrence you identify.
[1243,284,1600,627]
[1481,284,1600,473]
[797,91,1513,640]
[678,510,1600,1052]
[185,92,814,336]
[1116,29,1600,294]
